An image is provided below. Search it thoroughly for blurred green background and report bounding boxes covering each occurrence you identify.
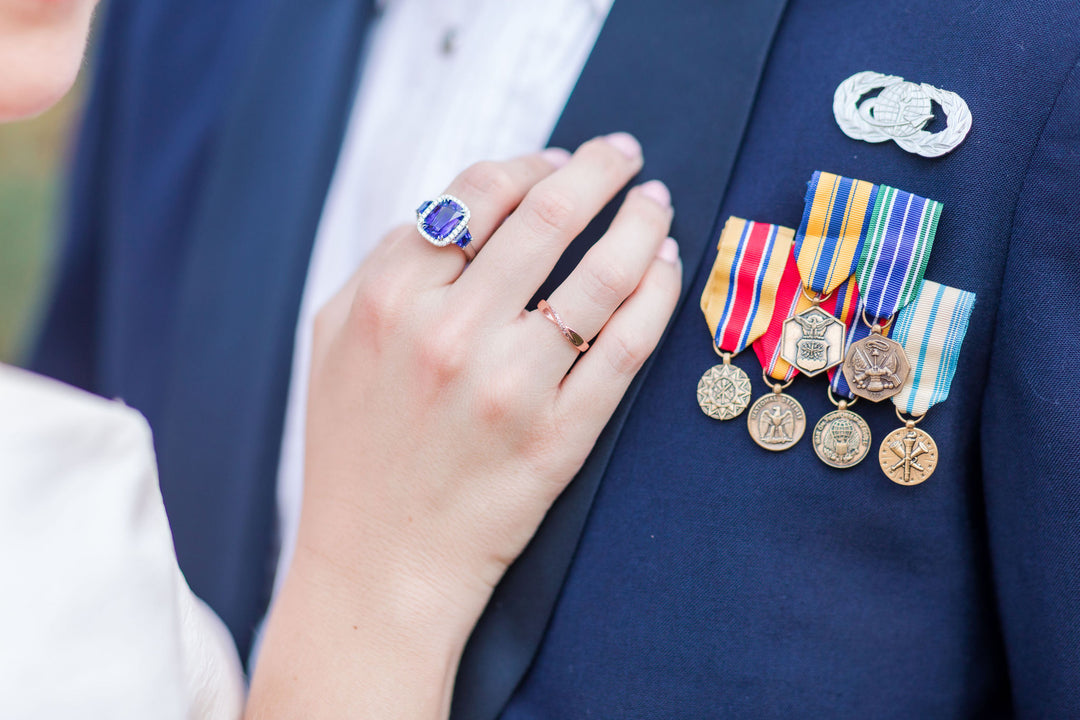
[0,89,82,364]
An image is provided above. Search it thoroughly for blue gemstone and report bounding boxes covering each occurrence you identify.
[455,229,472,248]
[420,198,466,242]
[416,200,432,216]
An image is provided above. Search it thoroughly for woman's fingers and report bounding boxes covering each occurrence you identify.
[392,150,570,285]
[457,133,644,315]
[528,180,673,376]
[555,242,682,432]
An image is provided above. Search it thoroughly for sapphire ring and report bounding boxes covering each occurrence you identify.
[416,194,476,261]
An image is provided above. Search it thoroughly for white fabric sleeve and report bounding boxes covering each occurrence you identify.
[0,365,245,720]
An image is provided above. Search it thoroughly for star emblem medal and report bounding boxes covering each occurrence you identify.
[879,281,976,486]
[834,71,972,157]
[697,218,794,422]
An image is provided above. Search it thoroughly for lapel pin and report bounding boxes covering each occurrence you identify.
[833,71,972,157]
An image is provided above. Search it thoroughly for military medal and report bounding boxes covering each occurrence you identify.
[813,389,871,468]
[747,371,805,452]
[697,217,793,421]
[811,279,872,468]
[880,410,938,485]
[697,352,752,420]
[880,280,976,485]
[842,317,910,402]
[748,245,815,451]
[836,181,942,403]
[779,172,876,376]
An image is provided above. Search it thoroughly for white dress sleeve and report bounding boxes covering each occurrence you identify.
[0,365,245,720]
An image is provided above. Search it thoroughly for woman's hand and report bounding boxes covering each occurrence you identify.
[248,134,680,718]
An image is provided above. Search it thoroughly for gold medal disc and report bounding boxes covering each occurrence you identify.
[747,390,805,451]
[697,363,752,420]
[879,422,938,485]
[813,408,872,468]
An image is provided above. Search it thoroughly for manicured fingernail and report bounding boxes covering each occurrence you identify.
[540,147,571,168]
[604,132,642,159]
[657,237,680,264]
[639,180,671,207]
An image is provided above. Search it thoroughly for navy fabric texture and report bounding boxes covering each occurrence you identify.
[30,0,1080,716]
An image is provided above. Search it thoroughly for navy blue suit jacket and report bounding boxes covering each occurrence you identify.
[33,0,1080,717]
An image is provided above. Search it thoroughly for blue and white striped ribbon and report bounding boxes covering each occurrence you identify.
[890,280,976,416]
[855,184,941,320]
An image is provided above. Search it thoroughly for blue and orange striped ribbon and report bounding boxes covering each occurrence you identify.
[701,217,793,355]
[794,171,877,296]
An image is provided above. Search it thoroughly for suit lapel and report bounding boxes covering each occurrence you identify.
[156,0,373,659]
[452,0,790,717]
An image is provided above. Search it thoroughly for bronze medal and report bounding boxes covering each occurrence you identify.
[747,380,805,451]
[813,397,871,469]
[779,299,846,377]
[697,354,752,421]
[842,323,911,402]
[879,419,938,486]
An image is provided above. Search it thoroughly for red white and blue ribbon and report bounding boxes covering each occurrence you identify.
[701,217,793,354]
[890,280,976,415]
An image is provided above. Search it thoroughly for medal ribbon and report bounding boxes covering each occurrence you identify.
[794,171,877,295]
[855,183,941,319]
[890,280,976,415]
[754,247,861,381]
[830,179,942,398]
[701,217,793,354]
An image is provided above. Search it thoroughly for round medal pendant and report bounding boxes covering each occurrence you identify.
[879,423,938,485]
[747,390,806,451]
[813,408,872,468]
[842,329,911,402]
[697,363,752,420]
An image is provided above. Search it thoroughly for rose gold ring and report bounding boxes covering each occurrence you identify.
[538,300,589,352]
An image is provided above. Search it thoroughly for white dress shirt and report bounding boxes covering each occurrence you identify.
[271,0,612,605]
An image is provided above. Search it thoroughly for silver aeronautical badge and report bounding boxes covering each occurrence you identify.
[833,71,972,157]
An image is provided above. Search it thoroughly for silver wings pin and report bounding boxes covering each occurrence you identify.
[833,71,972,157]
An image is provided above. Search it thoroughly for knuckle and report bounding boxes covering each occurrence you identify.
[350,274,403,332]
[602,331,650,376]
[417,317,471,382]
[459,161,516,200]
[582,260,633,308]
[522,187,576,237]
[475,371,522,426]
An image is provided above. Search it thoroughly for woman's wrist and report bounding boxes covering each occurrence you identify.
[247,541,476,718]
[288,536,486,656]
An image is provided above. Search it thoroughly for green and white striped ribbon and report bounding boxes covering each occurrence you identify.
[890,280,976,416]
